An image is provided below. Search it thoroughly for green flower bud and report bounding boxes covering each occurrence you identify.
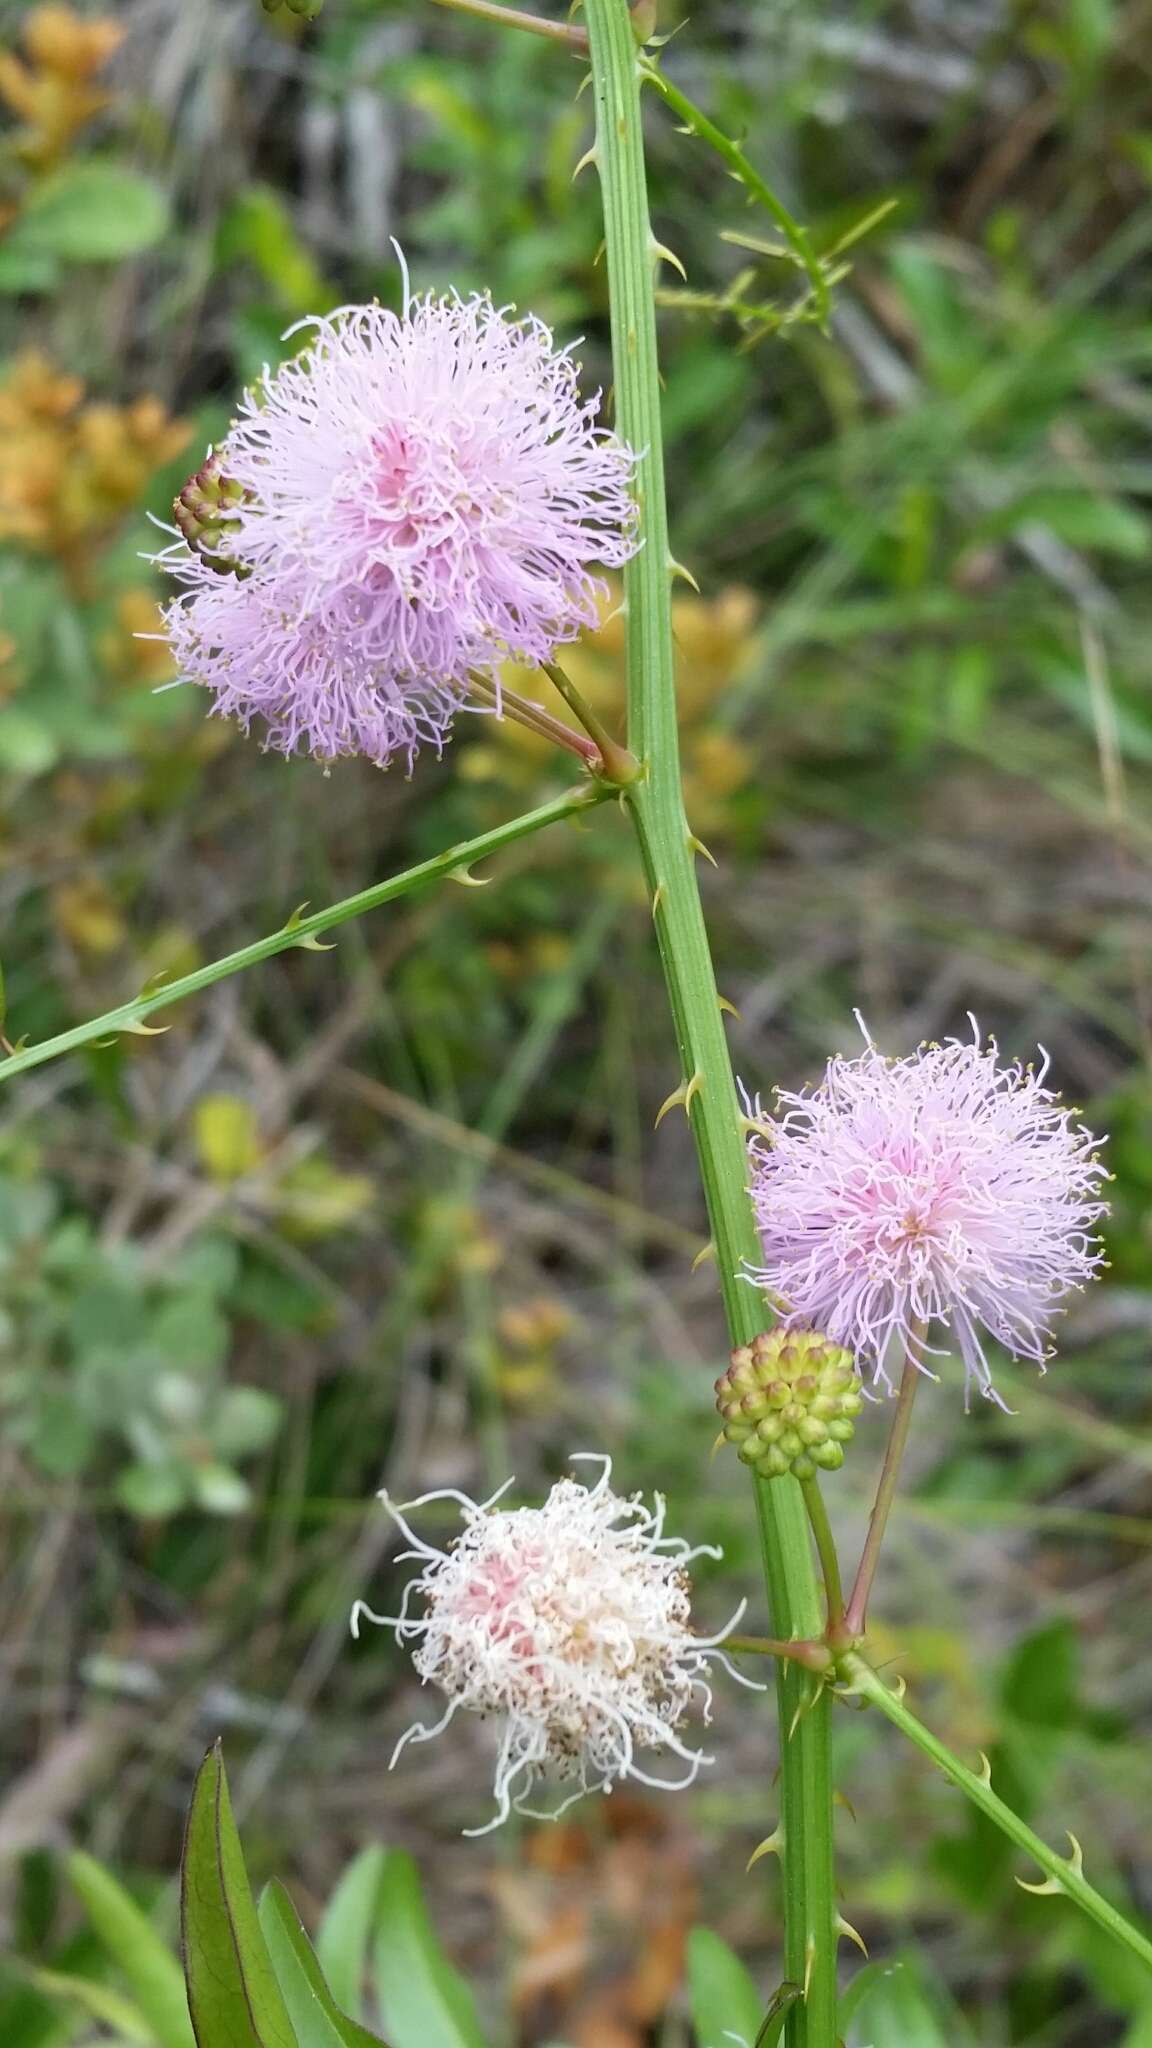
[715,1329,862,1481]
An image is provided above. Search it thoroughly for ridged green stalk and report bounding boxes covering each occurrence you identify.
[581,4,839,2039]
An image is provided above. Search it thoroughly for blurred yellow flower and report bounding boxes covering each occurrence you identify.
[99,589,176,686]
[0,5,123,168]
[0,352,189,578]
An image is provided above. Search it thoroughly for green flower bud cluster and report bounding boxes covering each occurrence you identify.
[173,455,251,577]
[715,1328,862,1480]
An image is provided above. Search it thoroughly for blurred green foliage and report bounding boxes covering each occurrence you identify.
[1,0,1151,2042]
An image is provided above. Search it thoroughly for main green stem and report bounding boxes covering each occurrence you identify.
[581,5,838,2037]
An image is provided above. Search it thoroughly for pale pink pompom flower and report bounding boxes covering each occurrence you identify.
[747,1018,1109,1406]
[351,1458,758,1834]
[157,280,637,769]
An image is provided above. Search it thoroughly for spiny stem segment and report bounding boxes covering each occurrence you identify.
[0,787,610,1086]
[842,1331,924,1641]
[843,1653,1152,1976]
[581,2,838,2039]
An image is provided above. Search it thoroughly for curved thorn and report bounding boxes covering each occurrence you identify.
[650,237,687,280]
[1066,1832,1085,1878]
[122,1020,171,1037]
[976,1750,994,1788]
[833,1788,858,1822]
[836,1913,869,1958]
[668,554,700,591]
[687,832,717,866]
[572,144,598,181]
[654,1082,687,1128]
[1016,1871,1064,1897]
[718,994,742,1019]
[294,932,337,951]
[651,882,666,917]
[692,1239,716,1272]
[448,863,491,887]
[683,1069,704,1113]
[747,1825,784,1869]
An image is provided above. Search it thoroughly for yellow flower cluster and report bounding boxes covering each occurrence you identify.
[0,352,190,574]
[464,579,760,836]
[0,4,123,170]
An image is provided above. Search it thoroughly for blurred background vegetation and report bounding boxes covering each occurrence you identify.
[1,0,1151,2040]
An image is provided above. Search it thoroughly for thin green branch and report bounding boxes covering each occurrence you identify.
[638,59,830,326]
[0,785,609,1086]
[427,0,587,50]
[581,4,838,2040]
[844,1653,1152,1976]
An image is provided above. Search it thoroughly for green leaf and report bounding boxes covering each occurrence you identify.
[8,163,170,263]
[372,1851,485,2048]
[258,1882,387,2048]
[180,1744,298,2048]
[20,1965,155,2044]
[66,1850,195,2048]
[686,1928,764,2048]
[840,1956,972,2046]
[316,1848,387,2020]
[1000,1620,1080,1731]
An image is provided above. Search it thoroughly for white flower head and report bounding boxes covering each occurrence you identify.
[351,1457,756,1835]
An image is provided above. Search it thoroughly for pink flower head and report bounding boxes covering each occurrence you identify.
[351,1458,756,1834]
[747,1018,1109,1406]
[158,282,637,769]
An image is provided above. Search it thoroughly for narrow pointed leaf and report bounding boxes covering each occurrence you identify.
[372,1851,485,2048]
[21,1965,154,2043]
[315,1848,387,2020]
[258,1881,387,2048]
[686,1928,764,2048]
[66,1849,195,2048]
[180,1744,298,2048]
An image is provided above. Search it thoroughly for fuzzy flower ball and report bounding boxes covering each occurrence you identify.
[351,1459,752,1834]
[747,1019,1108,1405]
[159,289,637,770]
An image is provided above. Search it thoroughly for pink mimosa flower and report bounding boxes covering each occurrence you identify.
[158,283,637,770]
[747,1019,1108,1404]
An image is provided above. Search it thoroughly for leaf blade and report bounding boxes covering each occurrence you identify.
[686,1927,766,2048]
[258,1882,387,2048]
[66,1849,195,2048]
[180,1744,298,2048]
[373,1851,485,2048]
[315,1847,387,2021]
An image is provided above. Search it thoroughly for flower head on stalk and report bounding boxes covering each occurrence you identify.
[351,1458,755,1834]
[157,273,637,771]
[747,1018,1108,1406]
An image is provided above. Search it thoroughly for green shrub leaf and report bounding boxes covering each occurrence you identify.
[686,1927,764,2048]
[9,163,170,262]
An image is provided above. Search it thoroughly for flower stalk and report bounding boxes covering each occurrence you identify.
[581,1,839,2037]
[842,1332,924,1642]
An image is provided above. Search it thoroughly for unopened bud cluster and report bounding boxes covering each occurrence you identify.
[715,1329,862,1480]
[173,455,249,576]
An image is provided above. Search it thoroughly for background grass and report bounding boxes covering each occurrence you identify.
[1,0,1151,2041]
